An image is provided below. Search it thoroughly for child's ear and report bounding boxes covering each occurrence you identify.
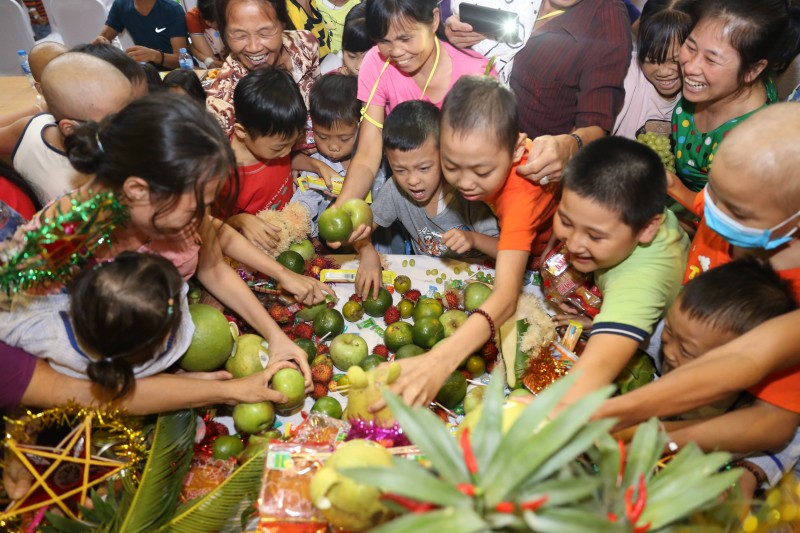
[121,177,150,203]
[233,123,248,141]
[637,213,663,245]
[57,119,79,138]
[512,133,528,164]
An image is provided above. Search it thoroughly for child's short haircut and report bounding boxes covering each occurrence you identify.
[383,100,440,152]
[562,136,666,233]
[440,76,518,154]
[198,0,217,22]
[163,69,207,106]
[680,257,797,336]
[310,73,359,128]
[69,252,184,398]
[342,3,373,53]
[234,68,306,139]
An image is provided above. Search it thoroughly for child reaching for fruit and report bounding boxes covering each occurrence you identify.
[353,100,499,299]
[2,94,334,390]
[0,253,192,398]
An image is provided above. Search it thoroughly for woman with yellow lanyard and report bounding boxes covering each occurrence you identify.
[328,0,496,236]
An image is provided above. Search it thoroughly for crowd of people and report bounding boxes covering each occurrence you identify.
[2,0,800,501]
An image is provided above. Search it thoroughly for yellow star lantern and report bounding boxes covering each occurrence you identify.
[2,411,134,522]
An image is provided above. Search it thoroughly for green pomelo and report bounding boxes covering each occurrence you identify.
[180,304,235,372]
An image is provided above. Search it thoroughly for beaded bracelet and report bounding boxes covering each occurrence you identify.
[729,459,767,488]
[159,50,165,65]
[472,308,495,341]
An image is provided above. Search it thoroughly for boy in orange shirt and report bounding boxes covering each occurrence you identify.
[379,76,558,408]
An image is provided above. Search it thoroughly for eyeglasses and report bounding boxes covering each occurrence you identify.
[226,27,282,43]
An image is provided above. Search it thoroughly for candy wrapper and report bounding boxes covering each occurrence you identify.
[257,442,330,532]
[540,244,602,317]
[289,413,350,449]
[181,455,238,501]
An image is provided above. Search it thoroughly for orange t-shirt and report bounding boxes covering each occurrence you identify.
[683,189,800,413]
[484,139,559,258]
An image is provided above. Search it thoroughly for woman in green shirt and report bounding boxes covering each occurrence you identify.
[671,0,799,193]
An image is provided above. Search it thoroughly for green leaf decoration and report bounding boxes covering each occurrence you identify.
[383,391,469,485]
[111,410,197,532]
[621,418,665,488]
[517,476,601,507]
[471,369,504,471]
[344,457,472,509]
[524,507,629,533]
[370,507,487,533]
[161,446,265,533]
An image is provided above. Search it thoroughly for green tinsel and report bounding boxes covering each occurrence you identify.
[0,190,129,294]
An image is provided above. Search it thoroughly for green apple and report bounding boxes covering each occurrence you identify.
[212,434,245,459]
[465,282,493,311]
[329,333,369,371]
[439,309,468,337]
[341,198,373,229]
[289,239,315,260]
[226,333,268,378]
[233,402,275,434]
[271,368,307,414]
[319,206,353,243]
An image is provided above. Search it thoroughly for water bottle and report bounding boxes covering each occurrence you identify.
[178,48,193,70]
[17,50,43,109]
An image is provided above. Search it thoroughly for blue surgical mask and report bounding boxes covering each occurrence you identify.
[704,188,799,249]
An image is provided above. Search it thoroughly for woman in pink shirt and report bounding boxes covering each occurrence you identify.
[331,0,494,216]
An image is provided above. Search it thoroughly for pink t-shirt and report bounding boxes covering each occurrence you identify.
[357,40,494,114]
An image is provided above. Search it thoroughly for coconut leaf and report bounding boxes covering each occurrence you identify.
[344,456,472,509]
[161,447,265,533]
[111,410,197,532]
[41,514,94,533]
[370,507,487,533]
[470,369,505,471]
[621,418,664,489]
[516,476,602,507]
[524,507,629,533]
[383,391,469,485]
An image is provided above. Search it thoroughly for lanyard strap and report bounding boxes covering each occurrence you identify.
[537,9,564,22]
[360,38,442,129]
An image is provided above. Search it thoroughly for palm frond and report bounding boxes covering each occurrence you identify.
[111,410,197,533]
[370,507,487,533]
[161,447,266,533]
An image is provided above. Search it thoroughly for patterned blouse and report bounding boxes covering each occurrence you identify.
[206,30,321,138]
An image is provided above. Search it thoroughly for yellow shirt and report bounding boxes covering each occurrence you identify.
[286,0,331,58]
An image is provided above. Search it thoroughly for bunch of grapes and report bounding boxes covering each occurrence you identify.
[637,132,676,173]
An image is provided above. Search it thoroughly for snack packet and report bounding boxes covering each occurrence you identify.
[540,244,602,317]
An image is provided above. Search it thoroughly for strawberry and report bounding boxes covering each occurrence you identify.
[293,322,314,339]
[268,303,295,325]
[404,289,421,303]
[372,344,390,358]
[383,306,400,325]
[312,382,329,399]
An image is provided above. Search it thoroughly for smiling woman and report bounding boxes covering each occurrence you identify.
[670,0,800,193]
[206,0,321,138]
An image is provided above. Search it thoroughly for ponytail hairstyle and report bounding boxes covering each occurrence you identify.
[69,252,184,398]
[64,93,237,232]
[692,0,800,86]
[637,0,697,66]
[365,0,440,42]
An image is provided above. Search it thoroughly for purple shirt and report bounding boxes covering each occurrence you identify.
[0,342,36,412]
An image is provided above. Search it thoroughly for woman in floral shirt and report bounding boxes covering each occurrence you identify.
[207,0,321,139]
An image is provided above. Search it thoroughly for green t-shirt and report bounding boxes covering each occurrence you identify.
[671,79,778,192]
[592,209,690,342]
[317,0,360,54]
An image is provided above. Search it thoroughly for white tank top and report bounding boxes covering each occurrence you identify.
[12,114,89,204]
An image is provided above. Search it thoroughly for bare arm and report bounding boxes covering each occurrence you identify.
[354,230,382,299]
[441,228,499,259]
[188,34,223,68]
[0,116,32,155]
[334,105,385,205]
[595,309,800,428]
[666,170,698,212]
[93,25,120,44]
[517,126,605,185]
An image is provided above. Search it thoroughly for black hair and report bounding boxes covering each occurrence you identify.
[198,0,217,22]
[65,93,236,231]
[342,3,373,53]
[383,100,440,151]
[692,0,800,86]
[637,0,696,65]
[70,252,184,398]
[440,76,518,154]
[365,0,438,42]
[562,136,666,233]
[0,161,43,213]
[163,69,207,106]
[309,73,359,128]
[234,67,306,139]
[216,0,295,49]
[680,257,797,336]
[70,43,147,89]
[140,62,166,93]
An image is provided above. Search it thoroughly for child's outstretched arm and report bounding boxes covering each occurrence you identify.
[354,230,382,300]
[666,170,698,211]
[292,153,341,194]
[373,249,530,409]
[226,213,282,252]
[595,309,800,429]
[212,217,335,305]
[441,229,499,258]
[335,105,385,204]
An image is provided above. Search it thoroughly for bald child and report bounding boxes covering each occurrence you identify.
[0,52,133,203]
[597,103,800,428]
[0,42,68,127]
